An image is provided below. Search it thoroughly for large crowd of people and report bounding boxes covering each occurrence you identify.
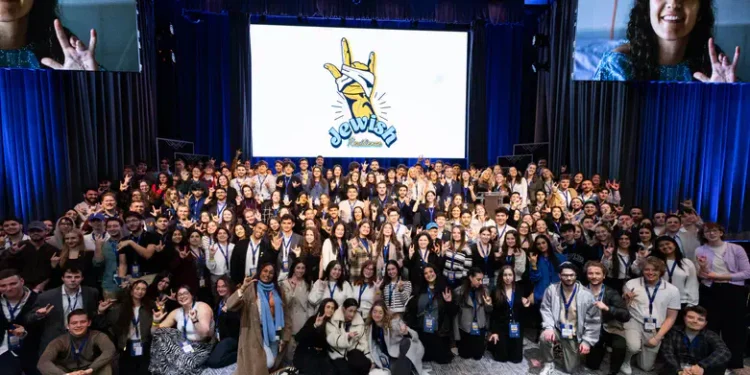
[0,154,747,375]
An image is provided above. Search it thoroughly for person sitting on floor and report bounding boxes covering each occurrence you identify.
[37,309,115,375]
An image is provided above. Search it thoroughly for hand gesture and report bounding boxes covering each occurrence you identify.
[9,324,25,337]
[211,214,220,223]
[397,280,404,292]
[442,288,452,303]
[271,236,282,250]
[152,308,166,323]
[241,276,255,290]
[399,321,409,335]
[235,196,242,206]
[209,186,216,196]
[35,304,54,318]
[362,161,369,171]
[155,241,165,253]
[488,333,500,344]
[324,38,377,118]
[408,245,415,259]
[374,279,383,290]
[314,313,326,328]
[209,245,218,258]
[579,342,590,354]
[178,247,190,259]
[522,297,531,307]
[623,290,637,306]
[292,181,300,188]
[603,244,614,259]
[50,253,61,268]
[151,206,162,218]
[188,309,198,322]
[120,180,129,192]
[528,251,538,266]
[542,329,556,343]
[347,331,359,339]
[594,301,609,311]
[98,299,115,314]
[41,20,99,71]
[693,38,740,83]
[236,149,242,157]
[482,293,492,306]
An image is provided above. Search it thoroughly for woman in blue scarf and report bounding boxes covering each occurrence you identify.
[226,262,297,375]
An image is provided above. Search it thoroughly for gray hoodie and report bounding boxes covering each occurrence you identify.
[540,281,601,346]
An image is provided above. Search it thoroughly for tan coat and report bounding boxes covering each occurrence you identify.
[227,282,292,375]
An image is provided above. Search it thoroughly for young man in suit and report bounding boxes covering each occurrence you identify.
[26,267,99,356]
[277,214,302,281]
[0,269,41,375]
[229,222,278,285]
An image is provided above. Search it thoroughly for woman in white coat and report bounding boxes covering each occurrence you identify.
[326,298,370,375]
[310,261,354,308]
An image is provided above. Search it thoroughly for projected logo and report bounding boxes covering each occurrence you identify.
[324,38,397,149]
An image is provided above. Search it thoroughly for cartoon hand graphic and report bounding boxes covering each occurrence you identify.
[324,38,377,119]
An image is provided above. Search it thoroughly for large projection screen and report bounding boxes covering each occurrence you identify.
[250,24,469,159]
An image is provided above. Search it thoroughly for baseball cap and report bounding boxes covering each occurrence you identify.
[89,213,106,221]
[425,222,438,230]
[28,221,47,231]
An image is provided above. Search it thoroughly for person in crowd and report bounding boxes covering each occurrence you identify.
[294,298,337,375]
[366,300,426,375]
[381,261,412,318]
[651,236,699,310]
[695,222,750,373]
[0,269,40,375]
[375,222,404,277]
[660,305,731,375]
[205,275,241,369]
[27,266,99,356]
[352,260,381,319]
[602,231,639,293]
[207,227,235,292]
[488,265,530,363]
[281,258,314,363]
[92,218,128,299]
[320,222,350,280]
[147,271,179,315]
[538,262,600,375]
[663,214,700,261]
[406,263,455,364]
[453,267,493,360]
[348,221,375,281]
[276,214,302,281]
[326,298,369,375]
[469,227,499,290]
[583,261,630,375]
[621,257,681,374]
[528,235,566,314]
[558,224,595,272]
[229,222,277,285]
[46,217,75,251]
[404,232,441,291]
[37,310,115,375]
[310,261,353,308]
[95,279,153,375]
[3,221,56,294]
[442,226,472,287]
[150,285,214,375]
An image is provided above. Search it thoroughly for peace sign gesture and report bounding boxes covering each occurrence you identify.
[314,312,326,328]
[178,247,190,259]
[482,292,493,306]
[693,38,740,83]
[41,19,99,71]
[442,288,452,303]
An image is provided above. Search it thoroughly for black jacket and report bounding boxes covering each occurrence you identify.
[229,238,278,285]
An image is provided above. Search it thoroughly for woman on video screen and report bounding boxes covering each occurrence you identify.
[0,0,100,70]
[593,0,740,82]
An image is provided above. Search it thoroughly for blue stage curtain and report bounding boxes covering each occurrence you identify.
[635,84,750,233]
[0,72,71,220]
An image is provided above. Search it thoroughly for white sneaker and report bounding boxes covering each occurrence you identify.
[619,361,632,375]
[540,363,555,375]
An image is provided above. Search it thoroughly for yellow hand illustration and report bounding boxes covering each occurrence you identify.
[324,38,377,119]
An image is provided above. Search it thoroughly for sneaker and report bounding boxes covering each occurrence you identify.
[540,363,555,375]
[619,361,632,375]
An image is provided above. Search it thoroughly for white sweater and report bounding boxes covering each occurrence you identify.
[662,258,700,306]
[309,279,354,308]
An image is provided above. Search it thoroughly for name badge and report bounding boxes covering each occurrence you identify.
[199,277,206,288]
[470,321,481,336]
[447,272,455,282]
[644,318,657,332]
[130,340,143,356]
[249,268,257,277]
[282,260,289,272]
[559,323,574,339]
[482,277,490,286]
[181,341,194,353]
[283,194,290,202]
[131,264,141,278]
[423,315,436,333]
[509,321,521,339]
[8,335,21,351]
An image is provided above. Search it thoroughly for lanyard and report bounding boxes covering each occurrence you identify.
[450,250,458,270]
[426,287,435,313]
[505,253,514,265]
[348,201,356,219]
[497,225,507,240]
[5,292,25,321]
[217,202,227,219]
[508,289,515,320]
[470,291,479,322]
[69,335,89,362]
[617,253,630,277]
[560,284,578,321]
[338,243,346,261]
[360,238,370,256]
[67,291,80,314]
[588,285,605,302]
[479,243,490,274]
[132,309,141,339]
[420,249,429,265]
[427,207,434,222]
[328,282,337,299]
[249,240,260,268]
[284,176,291,195]
[358,285,367,306]
[182,303,195,340]
[258,175,267,189]
[282,235,292,260]
[644,279,661,317]
[383,243,390,261]
[666,260,678,283]
[388,283,395,307]
[217,243,229,266]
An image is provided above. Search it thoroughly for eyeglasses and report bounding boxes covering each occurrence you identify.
[560,274,577,278]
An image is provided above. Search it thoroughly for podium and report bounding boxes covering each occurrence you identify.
[482,192,505,215]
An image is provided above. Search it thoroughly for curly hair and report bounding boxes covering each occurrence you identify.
[627,0,716,80]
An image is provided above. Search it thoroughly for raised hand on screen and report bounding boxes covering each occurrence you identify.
[693,38,740,83]
[41,20,99,71]
[323,38,377,119]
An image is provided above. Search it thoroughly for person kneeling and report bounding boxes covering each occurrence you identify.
[367,301,426,375]
[37,309,115,375]
[539,262,601,375]
[326,298,370,375]
[660,306,731,375]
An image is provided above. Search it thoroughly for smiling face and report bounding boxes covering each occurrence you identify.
[259,265,275,283]
[176,287,194,306]
[386,263,398,279]
[423,266,437,283]
[131,281,147,300]
[323,301,336,318]
[649,0,700,42]
[67,313,91,337]
[371,305,385,324]
[329,264,342,280]
[0,0,34,22]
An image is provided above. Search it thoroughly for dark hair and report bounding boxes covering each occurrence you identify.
[62,266,83,276]
[530,236,561,271]
[1,217,21,225]
[323,261,345,291]
[115,280,153,340]
[684,305,708,318]
[416,263,448,296]
[560,223,575,233]
[652,236,686,270]
[288,257,311,288]
[342,298,359,310]
[626,0,717,80]
[558,262,579,275]
[380,260,403,292]
[146,271,174,300]
[253,263,283,296]
[494,265,517,303]
[67,308,89,323]
[315,298,339,322]
[495,207,509,216]
[25,1,68,67]
[0,269,22,280]
[280,214,295,224]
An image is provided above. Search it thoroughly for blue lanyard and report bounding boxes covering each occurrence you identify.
[67,292,80,314]
[328,282,337,299]
[182,303,195,340]
[505,254,513,265]
[217,243,229,265]
[479,243,490,274]
[282,235,292,257]
[666,260,678,283]
[383,243,390,261]
[217,202,226,217]
[360,238,370,256]
[5,292,25,320]
[426,287,435,313]
[450,250,457,270]
[427,207,434,222]
[470,291,479,322]
[560,284,578,321]
[358,285,367,306]
[249,240,259,262]
[69,335,89,361]
[338,243,346,261]
[388,283,395,307]
[497,225,507,240]
[508,290,515,319]
[132,309,141,339]
[617,254,630,277]
[348,201,356,219]
[644,280,661,317]
[284,176,291,194]
[588,285,605,302]
[420,249,430,265]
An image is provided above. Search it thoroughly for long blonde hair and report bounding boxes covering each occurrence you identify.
[60,229,86,267]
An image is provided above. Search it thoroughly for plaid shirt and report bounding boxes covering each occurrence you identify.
[661,326,731,371]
